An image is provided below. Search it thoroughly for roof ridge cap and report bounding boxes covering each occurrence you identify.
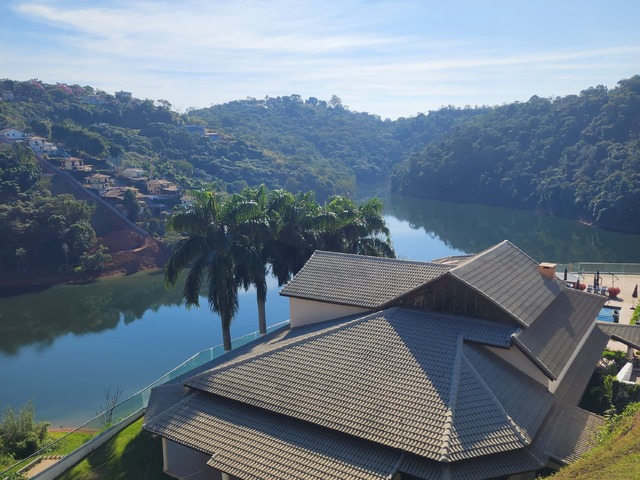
[452,240,541,271]
[438,335,464,463]
[450,241,509,269]
[313,249,447,267]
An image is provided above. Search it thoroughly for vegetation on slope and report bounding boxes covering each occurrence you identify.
[0,143,105,279]
[547,403,640,479]
[392,76,640,233]
[2,76,639,233]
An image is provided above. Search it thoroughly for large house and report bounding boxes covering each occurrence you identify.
[143,241,640,480]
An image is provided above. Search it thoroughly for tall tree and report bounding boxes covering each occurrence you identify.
[164,191,261,350]
[320,196,395,257]
[236,185,272,335]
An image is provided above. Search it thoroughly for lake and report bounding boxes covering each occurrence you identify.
[2,196,640,427]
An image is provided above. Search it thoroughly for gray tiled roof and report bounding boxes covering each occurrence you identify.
[597,322,640,349]
[183,308,536,462]
[532,404,605,465]
[450,241,563,327]
[279,250,451,308]
[552,325,611,406]
[144,383,191,423]
[463,344,554,444]
[144,392,402,480]
[515,288,606,379]
[400,447,545,480]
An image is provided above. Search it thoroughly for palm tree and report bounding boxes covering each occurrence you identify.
[320,196,395,258]
[164,191,261,351]
[267,190,333,284]
[237,187,327,334]
[236,185,272,335]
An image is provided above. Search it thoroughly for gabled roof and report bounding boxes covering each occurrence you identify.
[514,288,606,379]
[449,241,563,327]
[597,323,640,350]
[280,250,451,308]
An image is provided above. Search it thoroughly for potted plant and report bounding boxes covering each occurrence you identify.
[608,286,621,298]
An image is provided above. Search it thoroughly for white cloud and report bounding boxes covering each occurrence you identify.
[4,0,640,118]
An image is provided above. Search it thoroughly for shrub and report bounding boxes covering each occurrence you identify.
[76,245,112,272]
[0,401,49,459]
[630,305,640,326]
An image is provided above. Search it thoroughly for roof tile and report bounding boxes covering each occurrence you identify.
[279,250,451,308]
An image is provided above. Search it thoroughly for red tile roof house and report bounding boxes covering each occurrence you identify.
[143,241,640,480]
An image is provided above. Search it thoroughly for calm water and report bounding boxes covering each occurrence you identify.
[2,196,640,426]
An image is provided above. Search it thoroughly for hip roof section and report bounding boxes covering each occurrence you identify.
[183,308,549,462]
[279,250,451,308]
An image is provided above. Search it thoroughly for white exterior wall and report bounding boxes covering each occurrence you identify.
[289,297,370,328]
[1,129,23,139]
[485,345,549,386]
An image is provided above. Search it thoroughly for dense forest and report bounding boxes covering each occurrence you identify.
[392,77,640,232]
[0,143,105,278]
[1,76,639,233]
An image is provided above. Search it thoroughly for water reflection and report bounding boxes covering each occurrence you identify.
[387,196,640,264]
[0,270,184,355]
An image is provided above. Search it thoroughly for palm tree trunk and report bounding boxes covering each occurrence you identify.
[258,298,267,335]
[222,326,232,351]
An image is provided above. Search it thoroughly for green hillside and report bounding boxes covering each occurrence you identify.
[392,76,640,233]
[1,76,639,232]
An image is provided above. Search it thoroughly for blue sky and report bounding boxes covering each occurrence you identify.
[2,0,639,119]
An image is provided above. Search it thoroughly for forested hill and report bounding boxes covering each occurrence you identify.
[1,76,639,232]
[186,96,486,186]
[392,76,640,233]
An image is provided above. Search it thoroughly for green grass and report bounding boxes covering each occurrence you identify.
[546,404,640,479]
[47,430,95,455]
[57,418,170,480]
[0,431,94,475]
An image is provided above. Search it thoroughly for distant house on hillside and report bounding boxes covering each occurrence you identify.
[115,91,132,101]
[102,186,146,209]
[0,128,25,141]
[146,179,180,197]
[144,240,640,480]
[85,173,112,192]
[120,168,146,179]
[205,131,220,141]
[84,94,106,106]
[61,157,91,172]
[27,136,57,154]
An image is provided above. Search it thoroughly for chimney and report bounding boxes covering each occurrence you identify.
[539,262,557,280]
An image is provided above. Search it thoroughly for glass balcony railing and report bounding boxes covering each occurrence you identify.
[1,320,290,478]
